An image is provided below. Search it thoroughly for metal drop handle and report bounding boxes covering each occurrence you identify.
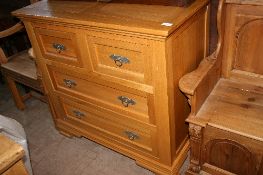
[125,131,139,141]
[110,54,130,67]
[63,79,76,88]
[73,110,85,119]
[118,96,136,107]
[53,43,66,53]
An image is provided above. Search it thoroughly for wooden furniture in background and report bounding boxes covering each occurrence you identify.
[0,135,28,175]
[179,0,263,174]
[13,0,210,174]
[0,23,44,110]
[52,0,195,7]
[0,0,44,110]
[107,0,195,7]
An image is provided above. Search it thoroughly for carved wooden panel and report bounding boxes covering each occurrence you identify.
[221,4,263,78]
[204,139,257,175]
[234,19,263,75]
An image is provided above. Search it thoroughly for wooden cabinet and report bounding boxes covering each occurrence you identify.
[179,0,263,174]
[13,1,210,174]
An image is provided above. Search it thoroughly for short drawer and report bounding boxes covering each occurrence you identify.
[47,66,150,123]
[57,96,157,156]
[34,26,83,67]
[86,31,152,85]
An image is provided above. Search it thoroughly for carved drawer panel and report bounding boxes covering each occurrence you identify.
[47,66,150,123]
[34,26,83,67]
[56,96,158,156]
[86,31,152,85]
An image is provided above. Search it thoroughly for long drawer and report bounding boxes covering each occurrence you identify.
[54,95,158,157]
[47,65,151,123]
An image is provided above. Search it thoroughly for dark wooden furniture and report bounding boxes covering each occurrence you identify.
[108,0,194,6]
[179,0,263,174]
[13,0,210,174]
[0,0,44,110]
[51,0,195,7]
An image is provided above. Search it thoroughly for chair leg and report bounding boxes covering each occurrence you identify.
[187,124,203,174]
[6,77,25,110]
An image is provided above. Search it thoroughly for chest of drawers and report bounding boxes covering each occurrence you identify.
[13,1,209,174]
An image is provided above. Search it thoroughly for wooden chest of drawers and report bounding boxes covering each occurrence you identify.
[13,1,209,174]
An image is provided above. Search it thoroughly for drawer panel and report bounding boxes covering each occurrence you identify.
[86,31,152,85]
[47,66,150,122]
[34,26,83,67]
[57,96,157,156]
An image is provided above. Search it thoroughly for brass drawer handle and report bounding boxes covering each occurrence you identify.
[110,54,130,67]
[53,43,66,53]
[63,79,76,88]
[124,131,139,141]
[118,96,136,107]
[73,110,85,119]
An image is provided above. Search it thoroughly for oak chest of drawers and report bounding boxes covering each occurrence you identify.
[13,1,209,174]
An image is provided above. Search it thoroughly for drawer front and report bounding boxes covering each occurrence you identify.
[47,66,150,122]
[86,31,152,85]
[34,26,83,67]
[57,96,157,156]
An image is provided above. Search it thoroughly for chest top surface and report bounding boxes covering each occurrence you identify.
[12,0,209,37]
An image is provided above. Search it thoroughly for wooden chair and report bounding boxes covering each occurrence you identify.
[179,0,263,174]
[0,1,44,110]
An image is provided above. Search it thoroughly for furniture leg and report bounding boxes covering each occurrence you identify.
[187,124,203,174]
[6,77,25,110]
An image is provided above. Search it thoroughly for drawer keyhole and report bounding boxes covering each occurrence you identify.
[63,79,77,88]
[118,96,136,107]
[125,131,139,141]
[110,54,130,67]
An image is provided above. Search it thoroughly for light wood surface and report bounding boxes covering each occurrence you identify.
[0,135,28,175]
[179,0,263,174]
[13,0,209,37]
[1,51,37,80]
[191,79,263,141]
[13,1,210,174]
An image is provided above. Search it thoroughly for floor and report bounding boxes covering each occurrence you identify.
[0,84,189,175]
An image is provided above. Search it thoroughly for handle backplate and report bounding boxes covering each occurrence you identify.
[73,110,85,119]
[63,79,76,88]
[110,54,130,67]
[124,131,139,141]
[118,96,136,107]
[53,43,66,53]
